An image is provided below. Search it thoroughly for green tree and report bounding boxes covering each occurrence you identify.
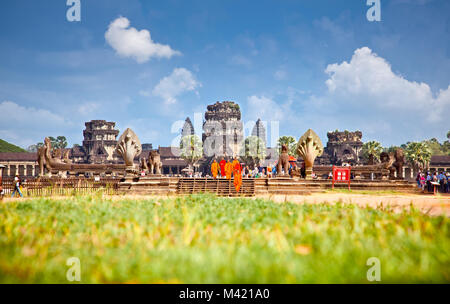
[385,146,401,154]
[48,137,58,149]
[241,136,266,169]
[362,141,383,164]
[56,136,68,149]
[277,136,297,156]
[447,130,450,140]
[27,145,39,153]
[180,135,203,171]
[405,142,432,171]
[423,138,446,155]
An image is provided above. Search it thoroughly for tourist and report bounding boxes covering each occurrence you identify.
[420,173,426,191]
[426,172,432,193]
[267,166,272,178]
[416,171,421,188]
[328,172,333,180]
[443,173,448,193]
[438,171,445,193]
[446,173,450,193]
[11,174,23,198]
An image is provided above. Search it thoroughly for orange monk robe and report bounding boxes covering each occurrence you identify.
[225,162,233,180]
[211,161,219,179]
[232,160,242,192]
[219,160,226,177]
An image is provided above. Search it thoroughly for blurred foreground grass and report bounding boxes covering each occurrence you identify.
[0,193,449,283]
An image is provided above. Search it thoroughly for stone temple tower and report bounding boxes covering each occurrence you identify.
[181,117,195,137]
[251,119,267,146]
[82,120,120,164]
[202,101,244,159]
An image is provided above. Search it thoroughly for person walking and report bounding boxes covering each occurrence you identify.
[426,172,432,193]
[11,174,23,198]
[211,159,219,179]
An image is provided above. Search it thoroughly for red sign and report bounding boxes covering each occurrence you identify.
[332,166,351,190]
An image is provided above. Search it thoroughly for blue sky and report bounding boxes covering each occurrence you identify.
[0,0,449,149]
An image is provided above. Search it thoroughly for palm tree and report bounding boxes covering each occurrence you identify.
[362,141,383,165]
[180,135,203,172]
[241,136,266,169]
[277,136,297,157]
[405,142,432,171]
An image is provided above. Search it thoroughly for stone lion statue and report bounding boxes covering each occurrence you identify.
[277,144,290,176]
[147,151,162,175]
[390,148,405,179]
[140,157,149,172]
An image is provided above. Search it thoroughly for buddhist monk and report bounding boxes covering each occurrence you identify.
[232,158,242,192]
[219,158,226,178]
[225,160,233,180]
[211,159,219,179]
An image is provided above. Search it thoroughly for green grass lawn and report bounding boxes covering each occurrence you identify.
[0,193,449,283]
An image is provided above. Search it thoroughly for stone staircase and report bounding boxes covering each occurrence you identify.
[177,178,255,197]
[255,178,318,195]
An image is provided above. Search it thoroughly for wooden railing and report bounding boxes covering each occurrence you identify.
[2,177,120,197]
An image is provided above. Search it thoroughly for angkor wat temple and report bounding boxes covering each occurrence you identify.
[5,101,448,179]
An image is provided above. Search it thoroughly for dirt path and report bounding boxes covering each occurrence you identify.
[255,193,450,216]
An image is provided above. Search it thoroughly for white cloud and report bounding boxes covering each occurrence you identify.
[247,95,285,122]
[230,54,252,67]
[0,101,72,148]
[105,17,181,63]
[77,102,100,116]
[324,47,450,122]
[274,69,287,81]
[152,68,201,105]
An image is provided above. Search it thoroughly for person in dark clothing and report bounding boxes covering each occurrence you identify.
[426,172,432,193]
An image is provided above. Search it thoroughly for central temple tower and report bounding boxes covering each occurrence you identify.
[202,101,243,159]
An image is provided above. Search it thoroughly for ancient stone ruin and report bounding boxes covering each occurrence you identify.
[317,130,363,165]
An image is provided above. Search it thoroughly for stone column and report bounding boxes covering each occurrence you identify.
[32,165,36,177]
